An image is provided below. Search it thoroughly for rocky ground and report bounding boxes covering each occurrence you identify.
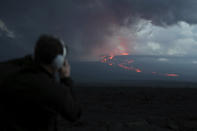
[57,86,197,131]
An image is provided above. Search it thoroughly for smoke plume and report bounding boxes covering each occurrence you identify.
[0,0,197,60]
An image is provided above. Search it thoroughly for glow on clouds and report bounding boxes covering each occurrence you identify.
[95,19,197,60]
[134,19,197,56]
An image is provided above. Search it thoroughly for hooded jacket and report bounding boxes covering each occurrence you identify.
[0,55,81,131]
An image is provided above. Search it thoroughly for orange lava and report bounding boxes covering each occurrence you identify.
[118,64,132,70]
[109,56,114,60]
[118,64,141,73]
[100,57,107,63]
[165,73,179,77]
[136,69,142,73]
[100,55,181,78]
[121,53,129,55]
[100,54,142,73]
[100,54,180,78]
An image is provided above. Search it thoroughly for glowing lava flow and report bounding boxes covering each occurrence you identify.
[101,55,179,77]
[165,73,179,77]
[101,55,142,73]
[121,53,129,55]
[152,72,179,77]
[100,36,178,77]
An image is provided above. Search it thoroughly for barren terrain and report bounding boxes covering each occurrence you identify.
[59,86,197,131]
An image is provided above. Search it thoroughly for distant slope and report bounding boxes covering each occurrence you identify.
[71,55,197,86]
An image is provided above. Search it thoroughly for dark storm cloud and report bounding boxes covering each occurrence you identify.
[106,0,197,26]
[0,0,197,60]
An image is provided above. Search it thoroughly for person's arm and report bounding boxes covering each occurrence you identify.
[49,83,81,122]
[57,60,81,121]
[60,77,73,87]
[16,70,81,122]
[34,77,81,122]
[27,60,81,122]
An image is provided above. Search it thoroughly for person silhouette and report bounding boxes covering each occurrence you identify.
[0,35,81,131]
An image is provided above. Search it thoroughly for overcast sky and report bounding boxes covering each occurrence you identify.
[0,0,197,61]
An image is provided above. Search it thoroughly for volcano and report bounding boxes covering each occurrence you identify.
[100,55,180,77]
[71,55,197,86]
[101,55,142,73]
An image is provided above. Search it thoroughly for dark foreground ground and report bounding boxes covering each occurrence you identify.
[57,86,197,131]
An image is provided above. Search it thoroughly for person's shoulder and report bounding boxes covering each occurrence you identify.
[1,59,53,89]
[0,55,33,79]
[16,67,55,88]
[0,54,33,66]
[0,55,34,86]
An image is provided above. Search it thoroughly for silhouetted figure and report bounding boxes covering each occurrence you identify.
[0,35,81,130]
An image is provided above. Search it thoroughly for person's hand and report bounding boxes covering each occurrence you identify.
[59,60,71,78]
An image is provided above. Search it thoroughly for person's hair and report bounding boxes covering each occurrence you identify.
[34,34,64,65]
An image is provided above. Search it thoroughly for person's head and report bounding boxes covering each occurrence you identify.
[34,34,67,73]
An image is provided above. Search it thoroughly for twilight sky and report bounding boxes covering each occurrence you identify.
[0,0,197,61]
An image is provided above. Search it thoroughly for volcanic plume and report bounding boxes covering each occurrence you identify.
[100,35,142,73]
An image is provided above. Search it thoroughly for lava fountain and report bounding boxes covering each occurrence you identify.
[100,37,142,73]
